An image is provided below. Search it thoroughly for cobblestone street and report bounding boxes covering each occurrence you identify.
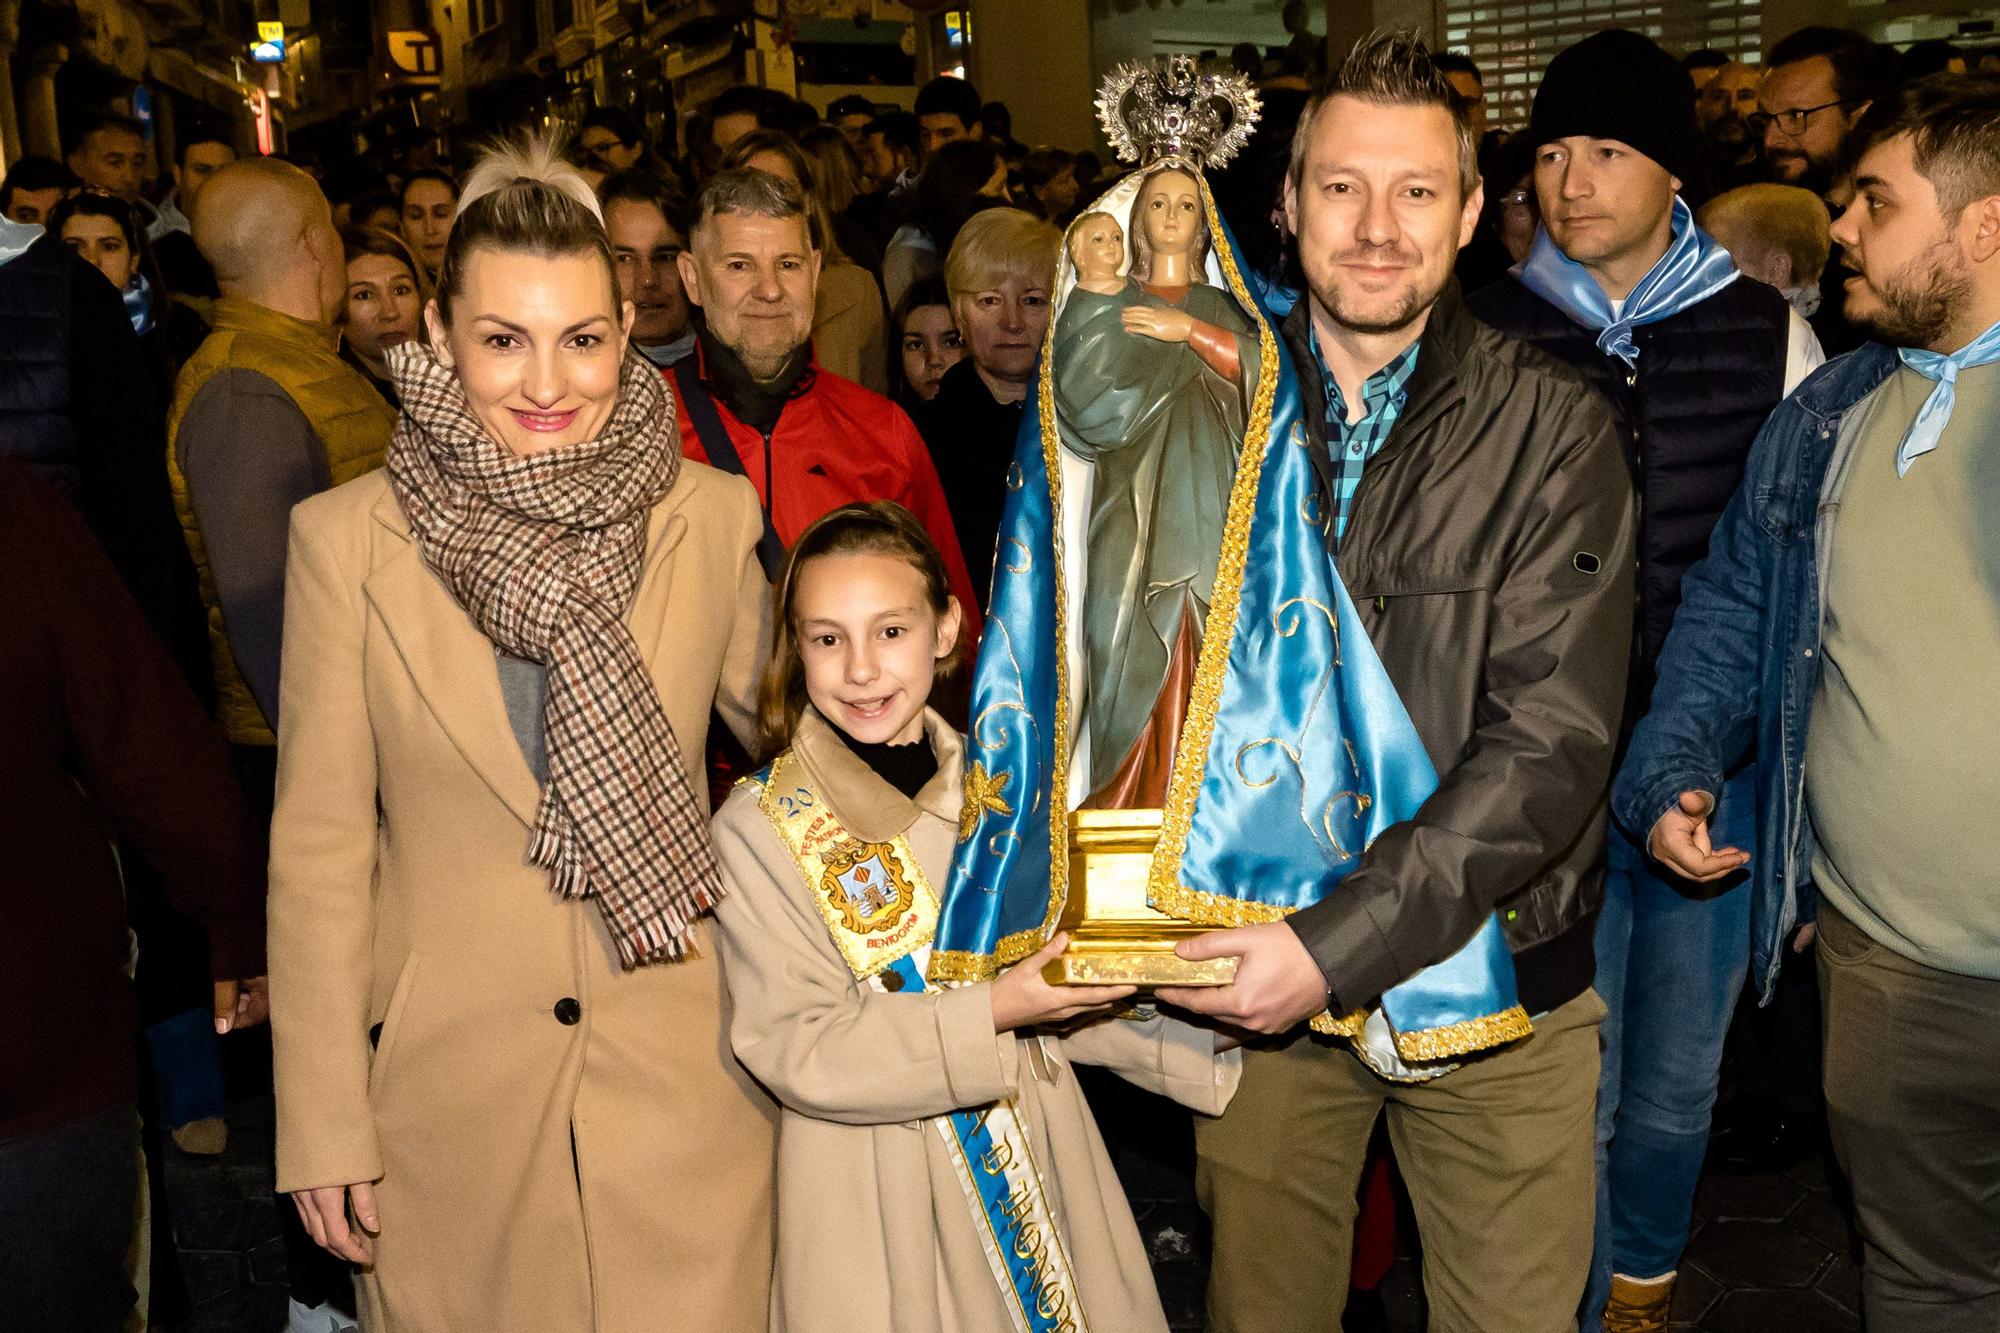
[156,1036,1863,1333]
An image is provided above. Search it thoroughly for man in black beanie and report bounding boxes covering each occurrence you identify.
[1469,27,1823,1333]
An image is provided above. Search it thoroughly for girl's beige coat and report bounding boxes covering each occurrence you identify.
[709,707,1241,1333]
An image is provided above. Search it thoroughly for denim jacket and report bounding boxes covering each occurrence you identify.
[1612,342,1898,1003]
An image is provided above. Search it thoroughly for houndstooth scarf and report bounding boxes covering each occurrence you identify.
[385,340,721,966]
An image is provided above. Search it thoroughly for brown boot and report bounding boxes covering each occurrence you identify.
[169,1115,228,1156]
[1602,1272,1675,1333]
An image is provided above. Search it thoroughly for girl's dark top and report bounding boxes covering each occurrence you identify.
[831,724,939,799]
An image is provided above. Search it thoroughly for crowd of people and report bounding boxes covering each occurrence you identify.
[0,17,1995,1333]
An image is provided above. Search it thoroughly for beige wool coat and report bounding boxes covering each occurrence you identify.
[709,708,1241,1333]
[269,462,778,1333]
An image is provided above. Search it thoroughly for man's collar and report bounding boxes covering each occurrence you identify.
[693,323,815,432]
[1284,278,1473,451]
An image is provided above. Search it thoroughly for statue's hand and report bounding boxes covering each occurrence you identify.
[1122,306,1194,343]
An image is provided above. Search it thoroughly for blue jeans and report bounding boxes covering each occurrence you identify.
[1582,766,1754,1326]
[144,1006,226,1129]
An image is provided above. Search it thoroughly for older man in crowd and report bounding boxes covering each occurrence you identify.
[169,154,391,1333]
[669,167,977,621]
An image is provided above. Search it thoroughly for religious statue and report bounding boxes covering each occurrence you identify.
[931,57,1533,1079]
[1054,174,1258,808]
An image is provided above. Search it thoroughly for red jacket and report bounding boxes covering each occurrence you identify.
[669,349,982,647]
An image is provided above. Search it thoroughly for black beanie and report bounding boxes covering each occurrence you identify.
[1528,29,1703,187]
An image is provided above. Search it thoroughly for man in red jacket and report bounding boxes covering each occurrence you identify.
[671,167,982,634]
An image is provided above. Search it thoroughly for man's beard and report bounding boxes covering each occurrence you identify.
[1850,238,1969,348]
[1768,148,1831,196]
[1313,246,1444,337]
[1705,115,1749,152]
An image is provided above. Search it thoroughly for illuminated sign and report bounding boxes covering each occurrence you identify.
[252,22,285,63]
[386,29,443,82]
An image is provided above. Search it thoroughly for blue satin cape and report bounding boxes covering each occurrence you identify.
[930,176,1525,1060]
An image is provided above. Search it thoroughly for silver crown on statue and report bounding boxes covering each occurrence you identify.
[1095,55,1260,170]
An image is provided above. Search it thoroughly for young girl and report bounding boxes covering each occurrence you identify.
[710,502,1240,1333]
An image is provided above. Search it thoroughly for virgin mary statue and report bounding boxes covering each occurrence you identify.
[1055,163,1258,806]
[932,57,1531,1078]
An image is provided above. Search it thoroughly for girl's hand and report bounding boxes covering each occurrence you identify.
[989,933,1136,1033]
[1122,306,1194,343]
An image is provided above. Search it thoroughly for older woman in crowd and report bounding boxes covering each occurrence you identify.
[913,205,1059,597]
[337,226,428,407]
[270,138,775,1331]
[719,129,889,393]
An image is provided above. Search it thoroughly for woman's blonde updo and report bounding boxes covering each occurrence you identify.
[434,135,616,326]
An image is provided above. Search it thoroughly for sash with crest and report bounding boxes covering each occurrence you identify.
[745,752,1091,1333]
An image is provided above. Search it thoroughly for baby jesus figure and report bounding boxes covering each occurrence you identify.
[1051,167,1259,809]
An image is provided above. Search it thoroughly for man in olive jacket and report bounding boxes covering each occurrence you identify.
[1162,35,1636,1333]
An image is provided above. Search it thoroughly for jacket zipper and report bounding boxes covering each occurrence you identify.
[762,428,775,530]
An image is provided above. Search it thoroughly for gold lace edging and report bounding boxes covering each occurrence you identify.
[1394,1006,1534,1062]
[927,925,1048,984]
[1152,879,1532,1061]
[1146,172,1282,905]
[1147,879,1292,927]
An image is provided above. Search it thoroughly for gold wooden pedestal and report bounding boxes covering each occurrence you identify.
[1043,808,1239,987]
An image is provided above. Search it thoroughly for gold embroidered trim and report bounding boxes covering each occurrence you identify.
[1147,879,1292,927]
[1147,172,1282,908]
[1150,878,1528,1059]
[1390,1005,1534,1063]
[958,761,1013,844]
[1310,1010,1367,1038]
[1037,251,1075,950]
[755,753,941,982]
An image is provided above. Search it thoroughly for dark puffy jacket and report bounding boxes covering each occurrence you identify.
[0,234,206,689]
[1468,274,1790,724]
[0,234,93,494]
[1281,285,1637,1018]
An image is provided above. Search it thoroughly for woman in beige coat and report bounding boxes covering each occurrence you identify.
[709,503,1239,1333]
[269,140,776,1332]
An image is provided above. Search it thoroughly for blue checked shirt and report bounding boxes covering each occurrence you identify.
[1310,327,1420,546]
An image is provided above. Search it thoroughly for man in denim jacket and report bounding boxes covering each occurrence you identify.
[1614,76,2000,1332]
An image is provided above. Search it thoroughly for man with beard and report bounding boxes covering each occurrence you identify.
[1759,28,1895,353]
[1757,28,1892,196]
[1159,33,1636,1333]
[1697,59,1765,192]
[668,168,976,621]
[1616,74,2000,1333]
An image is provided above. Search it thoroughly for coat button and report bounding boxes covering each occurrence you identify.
[553,997,582,1025]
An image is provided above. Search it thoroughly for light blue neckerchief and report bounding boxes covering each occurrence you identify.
[1513,196,1740,366]
[0,216,41,268]
[1895,317,2000,476]
[123,270,157,337]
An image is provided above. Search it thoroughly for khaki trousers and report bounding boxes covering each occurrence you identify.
[1197,989,1604,1333]
[1818,901,2000,1333]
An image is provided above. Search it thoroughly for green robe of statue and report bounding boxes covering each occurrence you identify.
[1053,277,1256,799]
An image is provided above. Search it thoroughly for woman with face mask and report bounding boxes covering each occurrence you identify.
[269,138,776,1332]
